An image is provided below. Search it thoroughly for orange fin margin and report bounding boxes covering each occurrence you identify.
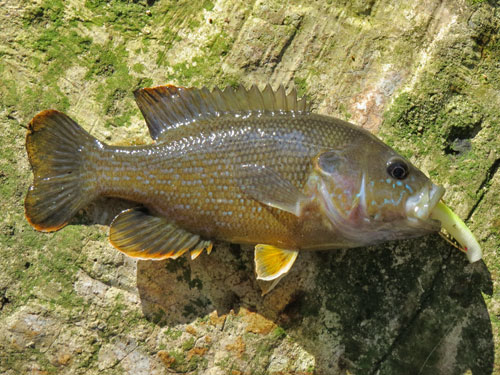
[25,110,97,232]
[109,208,212,260]
[133,84,309,141]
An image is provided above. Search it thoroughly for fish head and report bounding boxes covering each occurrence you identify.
[312,134,445,244]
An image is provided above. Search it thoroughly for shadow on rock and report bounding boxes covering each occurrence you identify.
[136,234,494,374]
[70,197,494,374]
[75,197,137,227]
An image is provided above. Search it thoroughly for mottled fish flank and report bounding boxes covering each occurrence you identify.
[25,84,445,292]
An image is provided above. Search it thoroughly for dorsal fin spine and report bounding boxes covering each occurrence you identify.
[134,84,310,141]
[261,84,275,111]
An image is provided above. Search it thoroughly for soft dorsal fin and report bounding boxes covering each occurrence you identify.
[133,84,310,141]
[109,208,212,260]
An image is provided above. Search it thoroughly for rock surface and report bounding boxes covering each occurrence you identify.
[0,0,498,374]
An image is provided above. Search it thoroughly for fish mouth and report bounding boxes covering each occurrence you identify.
[405,183,445,230]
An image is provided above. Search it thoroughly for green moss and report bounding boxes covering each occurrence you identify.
[181,337,195,351]
[137,77,154,89]
[2,74,70,118]
[2,348,59,374]
[104,302,127,332]
[0,220,91,312]
[165,347,207,373]
[249,339,277,374]
[132,63,146,74]
[77,342,101,370]
[203,1,215,11]
[87,42,136,124]
[165,31,237,87]
[337,103,352,121]
[4,0,160,128]
[380,52,499,201]
[215,355,231,369]
[294,76,308,98]
[164,327,183,340]
[21,9,91,109]
[2,2,95,117]
[22,0,65,28]
[167,350,187,369]
[84,0,151,33]
[85,45,122,79]
[271,326,287,340]
[0,158,18,200]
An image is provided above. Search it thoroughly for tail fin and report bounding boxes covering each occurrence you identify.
[25,110,99,232]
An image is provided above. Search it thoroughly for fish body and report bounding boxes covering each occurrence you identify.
[26,85,478,289]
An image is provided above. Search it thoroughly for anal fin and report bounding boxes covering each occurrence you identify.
[190,241,213,260]
[109,208,212,260]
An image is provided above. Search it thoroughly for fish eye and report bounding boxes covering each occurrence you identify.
[387,159,409,180]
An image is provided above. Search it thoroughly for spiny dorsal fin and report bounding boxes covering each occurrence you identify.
[109,208,212,260]
[133,84,310,141]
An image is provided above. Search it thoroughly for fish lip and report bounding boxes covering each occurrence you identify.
[405,183,445,228]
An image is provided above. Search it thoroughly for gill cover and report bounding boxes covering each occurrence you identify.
[313,149,365,233]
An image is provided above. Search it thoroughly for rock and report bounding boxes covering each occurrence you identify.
[1,307,59,352]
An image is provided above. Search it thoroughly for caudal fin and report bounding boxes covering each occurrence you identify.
[25,110,99,232]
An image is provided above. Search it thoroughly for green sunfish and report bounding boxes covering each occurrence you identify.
[24,84,481,289]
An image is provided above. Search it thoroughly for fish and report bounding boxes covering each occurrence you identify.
[24,84,482,292]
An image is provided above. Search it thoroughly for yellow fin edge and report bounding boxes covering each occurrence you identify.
[254,244,299,281]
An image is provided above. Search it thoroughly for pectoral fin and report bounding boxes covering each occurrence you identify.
[237,164,306,216]
[254,244,299,281]
[109,208,212,260]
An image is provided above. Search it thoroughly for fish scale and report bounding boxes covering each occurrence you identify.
[91,114,343,247]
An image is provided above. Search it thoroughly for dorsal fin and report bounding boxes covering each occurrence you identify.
[133,84,310,141]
